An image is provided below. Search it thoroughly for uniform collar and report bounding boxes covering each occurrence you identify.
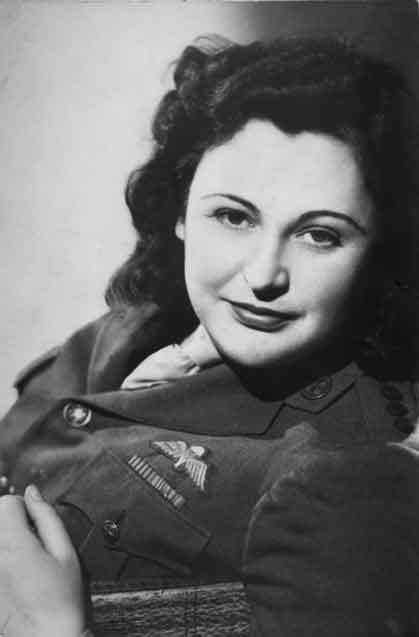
[81,363,283,436]
[77,361,361,437]
[284,362,361,413]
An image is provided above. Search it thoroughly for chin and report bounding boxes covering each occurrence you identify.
[209,328,329,374]
[201,309,328,370]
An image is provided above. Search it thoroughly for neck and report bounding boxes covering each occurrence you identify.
[226,343,355,401]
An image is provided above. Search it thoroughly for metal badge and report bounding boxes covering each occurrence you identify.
[127,454,185,509]
[300,376,332,400]
[62,402,92,427]
[151,441,208,492]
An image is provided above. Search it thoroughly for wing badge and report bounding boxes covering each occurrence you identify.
[151,440,208,492]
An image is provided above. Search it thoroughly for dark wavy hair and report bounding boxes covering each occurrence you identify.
[106,35,419,374]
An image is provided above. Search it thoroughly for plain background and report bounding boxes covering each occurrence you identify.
[1,0,418,414]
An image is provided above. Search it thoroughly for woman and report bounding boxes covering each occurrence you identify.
[1,35,419,636]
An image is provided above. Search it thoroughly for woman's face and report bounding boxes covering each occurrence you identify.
[176,119,377,370]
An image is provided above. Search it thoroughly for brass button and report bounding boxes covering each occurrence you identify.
[102,519,120,544]
[381,384,403,401]
[386,402,407,417]
[300,377,332,400]
[63,403,92,428]
[393,416,413,434]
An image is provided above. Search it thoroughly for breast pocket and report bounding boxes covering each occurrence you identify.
[56,449,211,580]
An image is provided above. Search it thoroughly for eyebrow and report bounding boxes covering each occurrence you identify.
[298,210,368,235]
[201,192,368,235]
[201,193,258,214]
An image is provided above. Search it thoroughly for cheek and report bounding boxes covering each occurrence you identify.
[183,227,242,295]
[296,250,371,316]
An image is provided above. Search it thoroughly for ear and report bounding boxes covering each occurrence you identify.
[175,217,185,241]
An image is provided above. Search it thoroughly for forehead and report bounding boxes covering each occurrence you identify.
[189,119,373,218]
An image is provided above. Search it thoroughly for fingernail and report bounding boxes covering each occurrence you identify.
[27,484,43,501]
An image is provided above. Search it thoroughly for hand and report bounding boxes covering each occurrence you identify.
[0,485,87,637]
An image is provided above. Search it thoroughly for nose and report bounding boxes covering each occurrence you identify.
[242,239,290,301]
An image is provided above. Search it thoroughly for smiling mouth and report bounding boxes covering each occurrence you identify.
[228,301,299,332]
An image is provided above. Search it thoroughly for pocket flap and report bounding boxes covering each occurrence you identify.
[58,449,210,576]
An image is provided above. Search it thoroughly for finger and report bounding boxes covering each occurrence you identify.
[24,485,78,563]
[0,495,37,543]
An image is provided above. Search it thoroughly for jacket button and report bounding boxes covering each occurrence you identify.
[102,519,120,544]
[393,416,413,434]
[386,402,408,417]
[62,403,92,428]
[300,377,332,400]
[381,384,403,401]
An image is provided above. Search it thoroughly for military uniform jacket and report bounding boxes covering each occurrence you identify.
[1,302,419,635]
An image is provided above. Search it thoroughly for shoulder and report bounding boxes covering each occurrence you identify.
[10,301,170,396]
[12,312,114,395]
[244,434,419,636]
[281,361,418,446]
[13,346,62,393]
[255,422,419,521]
[256,439,419,522]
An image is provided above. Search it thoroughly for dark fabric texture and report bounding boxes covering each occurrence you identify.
[244,439,419,636]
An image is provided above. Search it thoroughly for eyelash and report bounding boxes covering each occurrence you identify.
[211,209,343,248]
[211,208,255,230]
[296,227,342,248]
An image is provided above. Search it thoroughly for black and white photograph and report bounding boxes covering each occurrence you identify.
[1,1,419,635]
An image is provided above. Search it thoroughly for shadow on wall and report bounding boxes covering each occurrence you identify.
[251,0,419,93]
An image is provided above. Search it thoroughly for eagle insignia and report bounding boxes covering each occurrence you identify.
[151,440,208,492]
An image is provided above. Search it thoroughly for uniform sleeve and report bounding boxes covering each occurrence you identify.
[243,442,419,637]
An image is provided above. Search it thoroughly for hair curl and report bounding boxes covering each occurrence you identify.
[105,35,419,375]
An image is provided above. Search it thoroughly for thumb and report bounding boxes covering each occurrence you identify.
[24,484,78,564]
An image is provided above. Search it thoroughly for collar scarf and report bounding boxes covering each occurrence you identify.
[121,324,221,390]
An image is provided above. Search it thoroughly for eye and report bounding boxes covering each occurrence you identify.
[212,208,255,230]
[297,227,341,248]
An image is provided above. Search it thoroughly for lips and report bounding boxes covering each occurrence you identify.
[228,301,299,332]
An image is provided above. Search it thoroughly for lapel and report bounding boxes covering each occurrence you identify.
[80,363,283,436]
[284,363,361,413]
[75,363,360,437]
